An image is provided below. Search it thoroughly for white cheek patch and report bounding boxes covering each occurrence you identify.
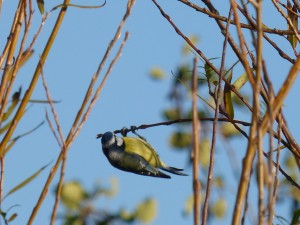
[116,137,124,147]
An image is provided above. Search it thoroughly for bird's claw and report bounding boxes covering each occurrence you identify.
[121,127,129,137]
[131,126,147,141]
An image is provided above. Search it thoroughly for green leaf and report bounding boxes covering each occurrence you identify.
[291,209,300,225]
[98,177,119,198]
[50,1,106,12]
[2,121,45,156]
[3,163,50,200]
[211,198,227,219]
[149,67,165,80]
[204,63,215,80]
[214,176,224,188]
[255,160,269,188]
[3,139,17,156]
[183,195,194,216]
[223,71,234,119]
[163,108,180,120]
[28,99,61,104]
[36,0,45,15]
[2,88,21,122]
[182,35,199,55]
[231,72,248,92]
[287,1,298,48]
[169,132,192,149]
[289,186,300,202]
[120,209,135,222]
[187,109,206,119]
[61,181,85,210]
[285,155,297,170]
[8,213,17,222]
[220,123,240,138]
[0,120,12,135]
[204,62,220,87]
[175,65,191,83]
[135,198,157,224]
[198,139,211,168]
[8,50,34,80]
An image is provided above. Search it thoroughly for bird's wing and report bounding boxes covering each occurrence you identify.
[123,137,161,167]
[114,151,171,178]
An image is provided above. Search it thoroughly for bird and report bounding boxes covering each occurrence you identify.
[100,131,188,179]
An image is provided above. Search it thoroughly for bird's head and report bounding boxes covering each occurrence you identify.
[101,132,123,148]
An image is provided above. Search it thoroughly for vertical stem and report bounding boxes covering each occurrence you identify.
[0,1,70,156]
[269,114,282,224]
[256,0,264,224]
[192,57,200,225]
[202,7,232,225]
[0,157,4,210]
[0,0,24,124]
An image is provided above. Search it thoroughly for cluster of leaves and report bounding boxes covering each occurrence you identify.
[149,37,300,223]
[59,179,157,225]
[149,37,247,221]
[0,80,52,224]
[0,163,49,224]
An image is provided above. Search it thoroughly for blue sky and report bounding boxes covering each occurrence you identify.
[1,0,299,225]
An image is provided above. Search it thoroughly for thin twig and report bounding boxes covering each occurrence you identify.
[0,0,70,157]
[26,2,134,223]
[255,0,264,223]
[0,1,34,134]
[236,3,300,157]
[40,62,66,225]
[260,55,300,157]
[292,0,300,12]
[0,157,4,209]
[151,0,253,112]
[178,0,300,35]
[270,114,283,224]
[271,0,300,42]
[0,2,24,127]
[230,0,255,87]
[74,32,129,137]
[233,43,300,225]
[237,3,295,64]
[96,118,251,138]
[192,57,200,225]
[45,110,63,148]
[202,7,232,225]
[263,61,275,225]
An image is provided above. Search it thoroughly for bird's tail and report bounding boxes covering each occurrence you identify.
[161,165,188,176]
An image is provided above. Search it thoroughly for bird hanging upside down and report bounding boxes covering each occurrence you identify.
[100,132,188,179]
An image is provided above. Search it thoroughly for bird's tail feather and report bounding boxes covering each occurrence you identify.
[161,166,188,176]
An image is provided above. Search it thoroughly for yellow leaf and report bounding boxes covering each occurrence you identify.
[223,72,234,119]
[163,108,180,120]
[211,198,227,219]
[287,1,298,48]
[36,0,45,15]
[183,195,194,216]
[198,139,211,168]
[149,67,165,80]
[231,72,248,92]
[3,163,49,200]
[169,132,192,149]
[182,35,199,55]
[220,123,240,138]
[255,160,269,188]
[61,181,85,210]
[135,198,157,224]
